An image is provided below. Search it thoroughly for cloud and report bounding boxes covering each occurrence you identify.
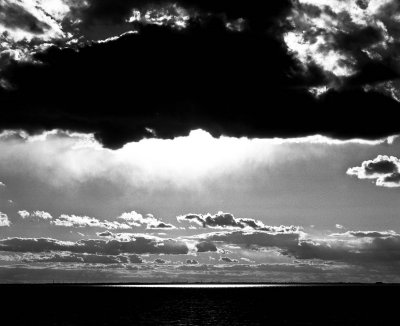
[52,214,132,229]
[195,241,218,252]
[283,0,400,100]
[347,155,400,187]
[18,210,52,220]
[117,211,176,229]
[336,224,344,229]
[128,254,143,263]
[177,211,300,232]
[282,235,400,267]
[199,230,301,251]
[194,228,400,268]
[154,258,166,264]
[0,181,5,187]
[1,1,399,147]
[0,212,10,227]
[97,231,114,237]
[18,210,30,219]
[219,256,239,263]
[0,235,189,255]
[185,259,199,264]
[25,253,131,265]
[348,231,398,238]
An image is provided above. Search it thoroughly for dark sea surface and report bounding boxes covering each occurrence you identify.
[1,284,398,325]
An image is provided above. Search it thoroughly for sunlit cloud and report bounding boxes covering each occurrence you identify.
[347,155,400,187]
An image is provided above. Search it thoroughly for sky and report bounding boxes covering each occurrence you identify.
[0,0,400,283]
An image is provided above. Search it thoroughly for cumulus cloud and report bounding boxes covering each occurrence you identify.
[198,230,302,251]
[346,230,397,238]
[284,0,400,99]
[18,210,30,219]
[0,181,5,187]
[0,235,189,255]
[219,256,239,263]
[25,253,132,265]
[195,241,218,252]
[282,234,400,266]
[154,258,166,264]
[347,155,400,187]
[18,210,52,220]
[128,254,143,264]
[193,228,400,268]
[177,211,299,232]
[0,212,10,227]
[52,214,132,229]
[118,211,176,229]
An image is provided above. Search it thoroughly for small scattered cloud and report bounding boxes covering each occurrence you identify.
[18,210,30,219]
[128,254,143,264]
[195,241,218,253]
[154,258,166,264]
[0,212,10,227]
[347,155,400,187]
[177,211,299,232]
[336,224,344,230]
[219,256,239,263]
[53,214,131,229]
[185,259,199,265]
[25,253,131,265]
[118,211,176,229]
[18,210,52,220]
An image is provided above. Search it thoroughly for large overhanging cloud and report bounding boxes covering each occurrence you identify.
[0,0,399,147]
[284,0,400,100]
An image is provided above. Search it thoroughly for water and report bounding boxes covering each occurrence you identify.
[0,284,397,325]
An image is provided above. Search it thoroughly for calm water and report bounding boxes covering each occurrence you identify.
[0,284,398,325]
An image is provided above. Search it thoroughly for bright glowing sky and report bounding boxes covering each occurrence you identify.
[1,129,400,283]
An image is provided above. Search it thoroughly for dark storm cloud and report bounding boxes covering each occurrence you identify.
[1,1,399,147]
[0,236,189,255]
[347,155,400,187]
[0,1,51,34]
[284,0,400,101]
[78,0,290,28]
[195,241,217,253]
